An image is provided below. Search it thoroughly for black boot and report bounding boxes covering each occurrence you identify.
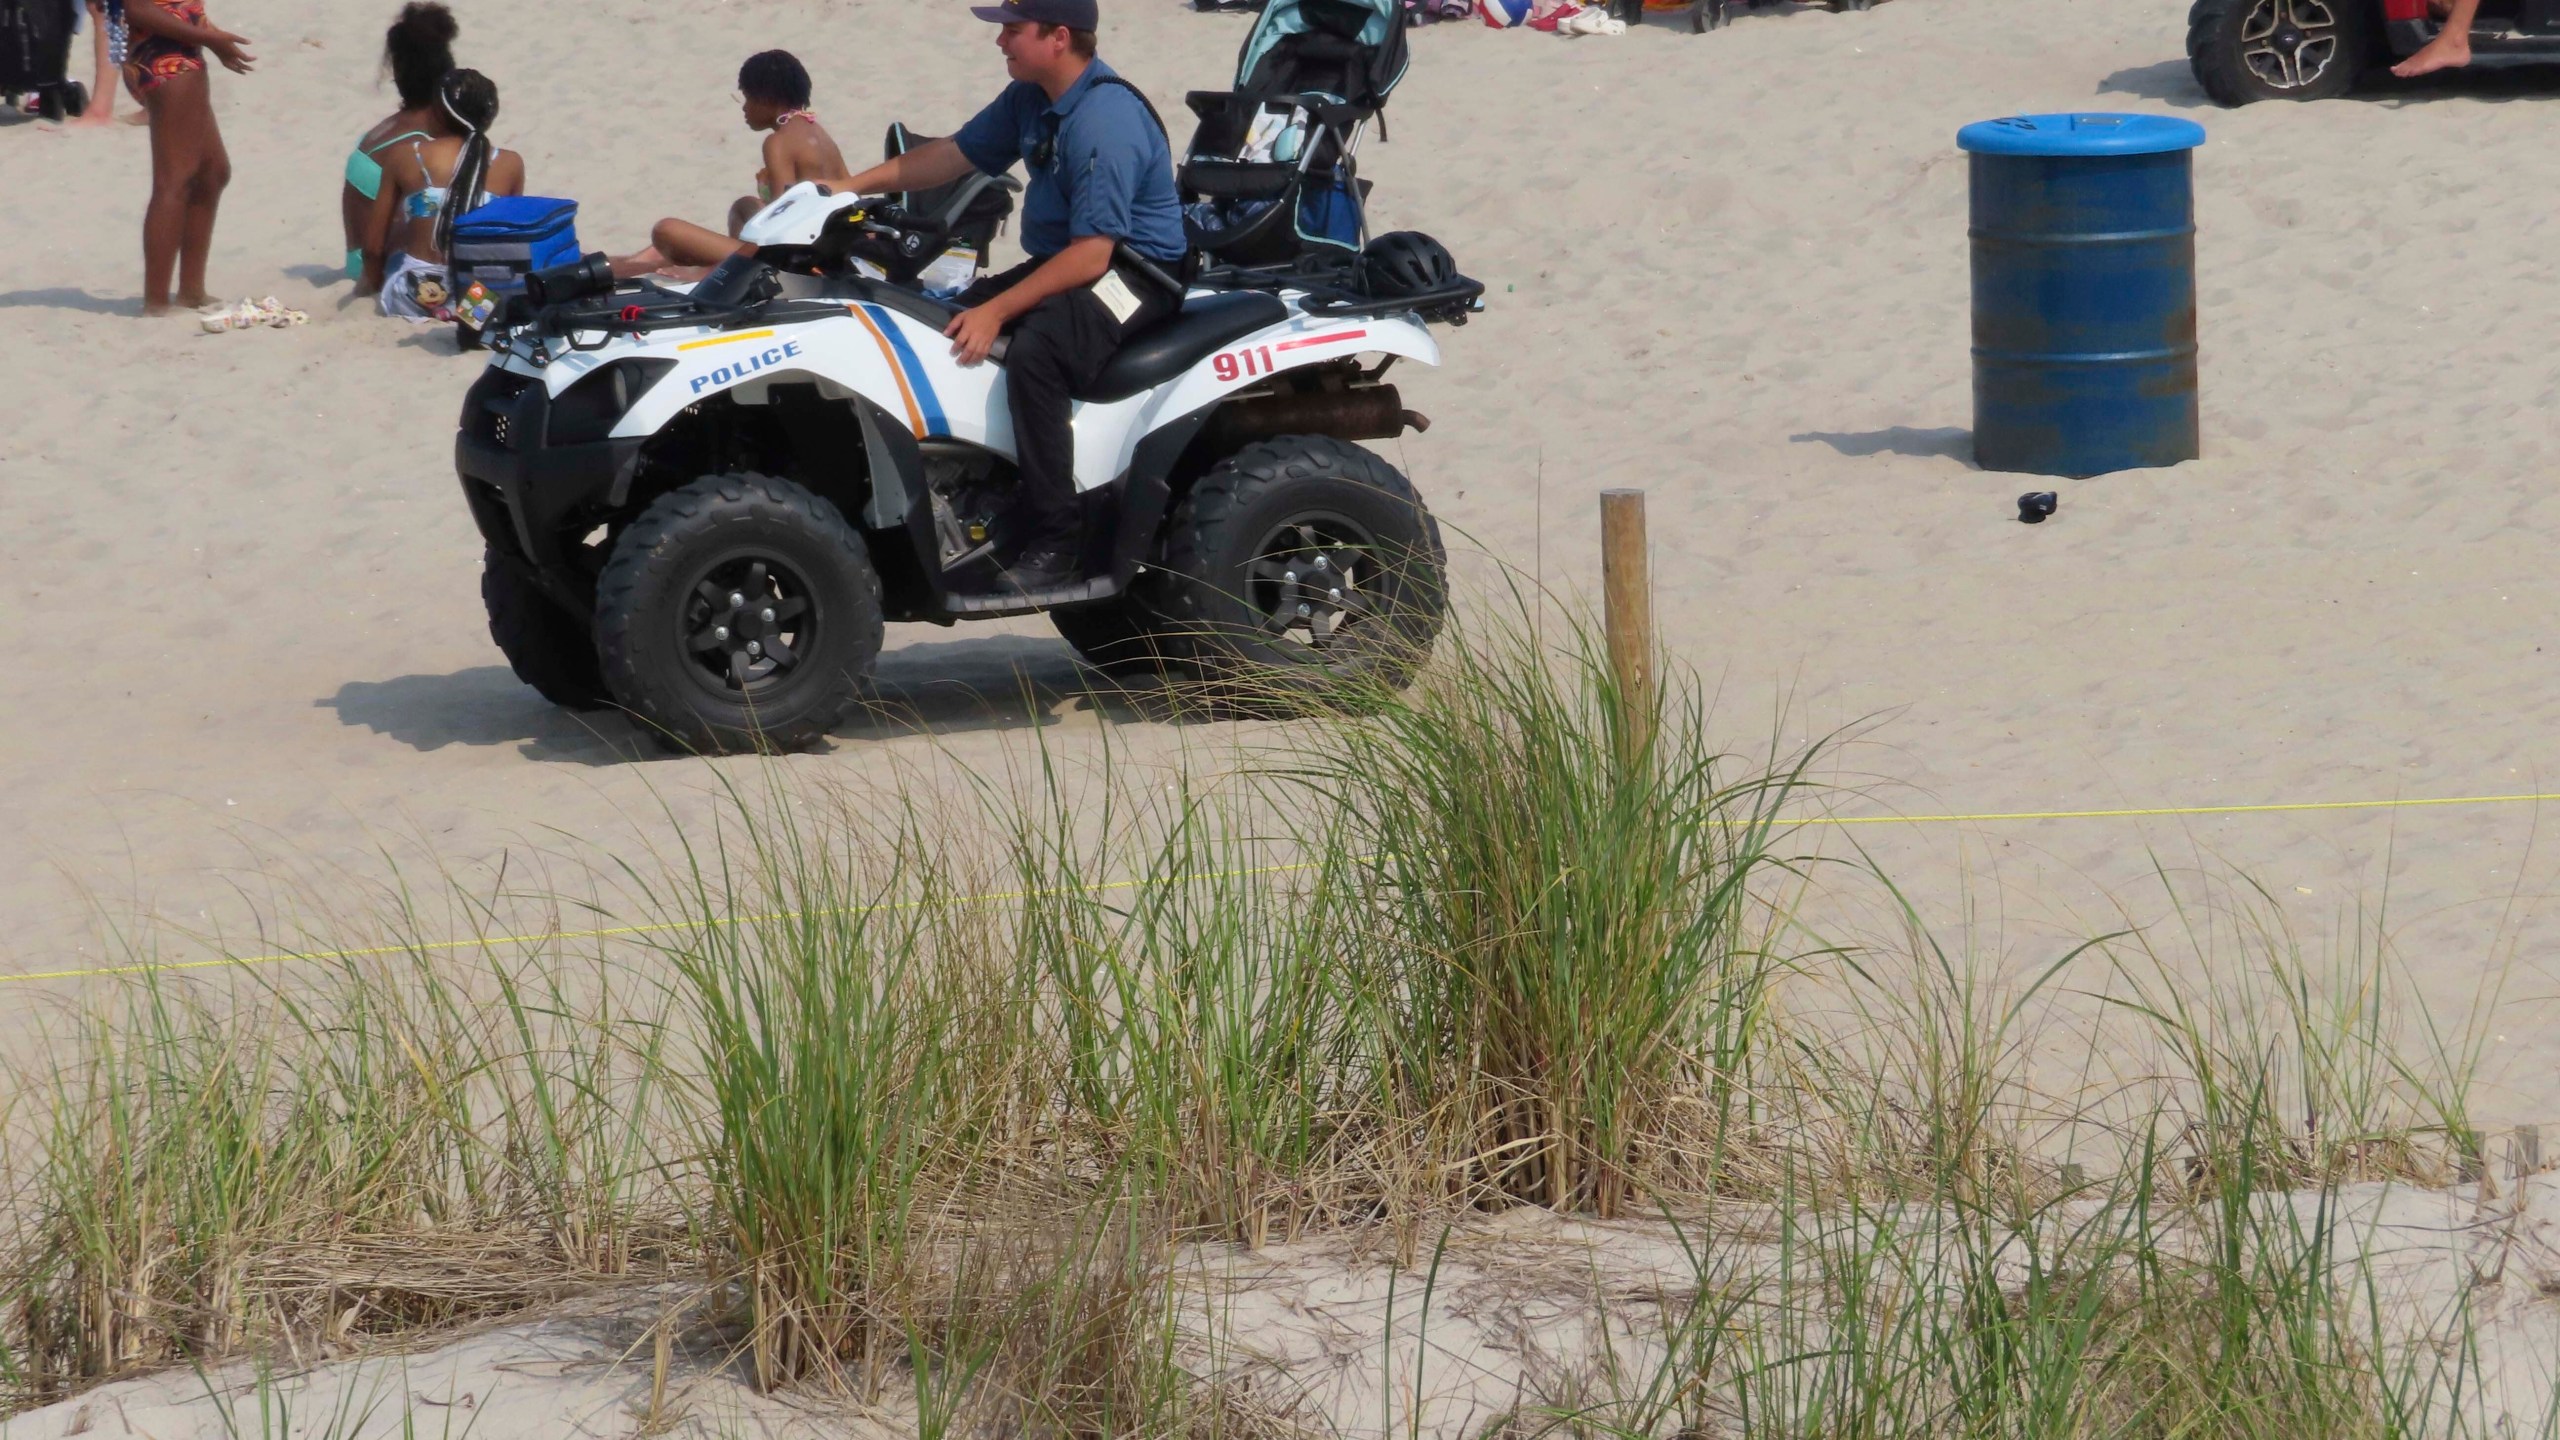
[999,538,1081,593]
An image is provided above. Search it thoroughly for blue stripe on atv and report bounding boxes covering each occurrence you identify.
[863,305,947,438]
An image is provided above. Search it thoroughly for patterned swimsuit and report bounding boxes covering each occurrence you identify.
[128,0,208,92]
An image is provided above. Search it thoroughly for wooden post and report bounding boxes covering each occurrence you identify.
[2515,1124,2543,1181]
[1600,489,1654,764]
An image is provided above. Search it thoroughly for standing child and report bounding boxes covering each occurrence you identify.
[122,0,253,314]
[67,0,123,129]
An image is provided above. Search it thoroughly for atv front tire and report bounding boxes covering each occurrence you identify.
[595,472,883,754]
[483,548,610,711]
[2187,0,2373,105]
[1154,435,1446,703]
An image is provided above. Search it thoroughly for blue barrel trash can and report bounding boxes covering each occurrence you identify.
[1957,112,2207,479]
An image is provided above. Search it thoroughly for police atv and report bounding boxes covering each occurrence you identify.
[453,181,1483,753]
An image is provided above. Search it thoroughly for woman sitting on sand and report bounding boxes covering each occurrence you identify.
[611,51,847,280]
[358,68,524,321]
[123,0,254,314]
[340,3,456,283]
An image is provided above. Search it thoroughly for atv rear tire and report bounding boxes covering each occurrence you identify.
[1050,592,1180,677]
[2187,0,2374,106]
[483,548,610,711]
[595,472,883,754]
[1154,435,1446,703]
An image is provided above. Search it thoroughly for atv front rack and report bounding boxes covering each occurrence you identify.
[1192,259,1485,325]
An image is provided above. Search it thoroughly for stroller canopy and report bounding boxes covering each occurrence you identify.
[1233,0,1409,112]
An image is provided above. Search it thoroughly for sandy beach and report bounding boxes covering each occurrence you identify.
[6,0,2560,1120]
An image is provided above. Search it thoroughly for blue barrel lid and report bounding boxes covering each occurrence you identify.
[1957,112,2206,157]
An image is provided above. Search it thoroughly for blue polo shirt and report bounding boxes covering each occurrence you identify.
[952,58,1187,265]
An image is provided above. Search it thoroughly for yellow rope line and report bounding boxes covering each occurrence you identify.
[1781,790,2560,826]
[8,790,2553,987]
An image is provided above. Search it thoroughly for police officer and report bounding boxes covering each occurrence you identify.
[837,0,1187,592]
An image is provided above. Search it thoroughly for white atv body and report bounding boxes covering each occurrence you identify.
[455,183,1482,752]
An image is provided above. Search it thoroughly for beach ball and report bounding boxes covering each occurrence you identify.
[1481,0,1533,25]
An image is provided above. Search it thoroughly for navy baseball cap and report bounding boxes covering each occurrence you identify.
[970,0,1098,27]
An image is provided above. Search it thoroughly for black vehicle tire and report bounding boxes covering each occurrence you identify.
[483,548,612,711]
[1050,590,1181,677]
[595,472,883,754]
[61,82,87,119]
[35,85,65,122]
[2187,0,2374,106]
[1153,435,1446,704]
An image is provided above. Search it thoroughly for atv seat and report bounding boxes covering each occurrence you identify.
[1080,291,1289,403]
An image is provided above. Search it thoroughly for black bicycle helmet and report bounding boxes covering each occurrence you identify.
[1359,231,1456,298]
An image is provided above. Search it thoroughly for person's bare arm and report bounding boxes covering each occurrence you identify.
[126,2,252,71]
[943,235,1115,364]
[836,137,978,198]
[357,175,400,295]
[488,149,525,198]
[762,131,805,193]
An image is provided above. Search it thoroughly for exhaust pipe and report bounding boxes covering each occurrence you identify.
[1203,385,1426,450]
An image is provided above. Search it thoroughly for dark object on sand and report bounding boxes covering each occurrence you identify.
[0,0,87,121]
[1694,0,1872,35]
[1960,113,2204,479]
[2018,491,2058,524]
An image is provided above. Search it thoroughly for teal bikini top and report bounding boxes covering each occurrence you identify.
[343,128,431,201]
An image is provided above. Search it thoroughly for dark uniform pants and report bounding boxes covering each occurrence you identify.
[959,257,1178,546]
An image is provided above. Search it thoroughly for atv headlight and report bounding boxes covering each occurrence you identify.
[548,359,675,446]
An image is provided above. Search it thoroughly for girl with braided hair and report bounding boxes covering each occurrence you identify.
[359,68,525,321]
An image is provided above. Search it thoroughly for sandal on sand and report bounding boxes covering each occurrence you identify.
[198,296,310,333]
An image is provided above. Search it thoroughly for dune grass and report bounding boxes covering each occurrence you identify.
[0,602,2530,1436]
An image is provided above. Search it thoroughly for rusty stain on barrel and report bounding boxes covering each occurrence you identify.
[1958,113,2206,479]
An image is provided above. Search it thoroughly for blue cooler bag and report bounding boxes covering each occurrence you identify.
[448,196,580,305]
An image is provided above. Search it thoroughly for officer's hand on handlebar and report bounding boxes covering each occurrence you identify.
[945,305,1006,367]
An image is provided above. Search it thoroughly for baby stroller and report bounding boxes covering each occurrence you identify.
[1,0,87,121]
[1178,0,1409,274]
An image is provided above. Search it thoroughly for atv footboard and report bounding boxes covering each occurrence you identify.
[455,365,644,605]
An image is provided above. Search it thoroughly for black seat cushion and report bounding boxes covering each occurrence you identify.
[1080,291,1289,403]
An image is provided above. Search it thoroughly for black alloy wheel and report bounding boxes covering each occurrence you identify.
[1153,434,1447,704]
[595,472,882,753]
[681,556,819,698]
[1241,515,1382,662]
[2244,0,2342,89]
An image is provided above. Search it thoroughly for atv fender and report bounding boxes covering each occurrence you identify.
[1097,311,1442,486]
[608,315,928,452]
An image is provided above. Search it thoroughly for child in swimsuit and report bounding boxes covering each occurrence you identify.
[122,0,252,314]
[609,50,848,280]
[342,4,457,282]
